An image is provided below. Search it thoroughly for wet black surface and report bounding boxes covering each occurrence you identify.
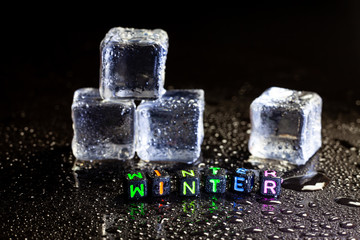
[1,4,360,239]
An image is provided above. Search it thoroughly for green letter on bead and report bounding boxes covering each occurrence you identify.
[130,184,145,198]
[209,179,221,192]
[183,181,196,195]
[182,170,195,177]
[209,167,220,175]
[128,172,143,180]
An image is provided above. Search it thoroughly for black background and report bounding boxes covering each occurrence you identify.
[2,2,360,122]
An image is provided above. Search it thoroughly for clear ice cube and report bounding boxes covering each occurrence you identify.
[71,88,136,160]
[100,27,168,100]
[248,87,322,165]
[136,90,205,163]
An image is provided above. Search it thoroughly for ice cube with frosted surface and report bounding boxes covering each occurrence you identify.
[136,90,205,163]
[71,88,136,160]
[248,87,322,165]
[100,27,168,100]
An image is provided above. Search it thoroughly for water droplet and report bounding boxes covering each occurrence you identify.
[267,234,282,239]
[256,198,282,205]
[339,220,356,229]
[296,211,308,218]
[334,197,360,207]
[280,208,293,215]
[294,224,306,229]
[261,210,276,216]
[295,203,304,208]
[328,216,340,222]
[282,172,330,192]
[302,232,317,237]
[319,223,332,229]
[232,209,245,216]
[278,227,295,233]
[244,227,263,233]
[319,232,332,237]
[271,217,283,224]
[338,230,348,236]
[227,217,244,224]
[292,217,302,222]
[311,227,320,232]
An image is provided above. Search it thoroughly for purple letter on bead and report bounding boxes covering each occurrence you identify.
[263,180,277,194]
[260,170,282,197]
[264,170,277,177]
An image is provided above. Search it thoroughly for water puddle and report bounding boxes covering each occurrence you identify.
[334,197,360,208]
[282,172,330,192]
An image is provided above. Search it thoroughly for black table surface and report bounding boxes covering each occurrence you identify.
[1,4,360,239]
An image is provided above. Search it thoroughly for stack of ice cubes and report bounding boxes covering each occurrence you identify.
[71,27,205,163]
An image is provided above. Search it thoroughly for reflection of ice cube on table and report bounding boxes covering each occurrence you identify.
[100,27,168,100]
[248,87,322,165]
[71,88,136,160]
[136,90,205,163]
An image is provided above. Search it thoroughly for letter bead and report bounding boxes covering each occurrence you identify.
[260,170,282,197]
[203,167,227,194]
[231,168,255,193]
[176,169,200,197]
[125,171,148,200]
[147,169,171,197]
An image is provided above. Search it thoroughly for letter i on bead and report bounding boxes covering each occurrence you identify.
[147,169,171,197]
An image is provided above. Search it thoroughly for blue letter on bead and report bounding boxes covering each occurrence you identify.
[232,168,255,193]
[236,168,248,175]
[234,176,246,192]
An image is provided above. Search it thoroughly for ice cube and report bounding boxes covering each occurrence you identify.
[136,90,205,163]
[71,88,136,160]
[248,87,322,165]
[100,27,168,100]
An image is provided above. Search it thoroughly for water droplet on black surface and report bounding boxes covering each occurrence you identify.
[292,217,302,222]
[278,227,295,233]
[267,234,282,239]
[294,224,306,229]
[339,220,356,229]
[261,210,276,216]
[338,230,348,236]
[328,216,340,222]
[319,232,332,237]
[319,223,332,229]
[256,198,282,205]
[296,211,308,218]
[308,201,317,208]
[280,208,293,215]
[302,231,318,237]
[271,216,283,224]
[334,197,360,207]
[295,203,304,208]
[282,172,330,192]
[227,216,244,224]
[232,211,244,217]
[244,227,263,233]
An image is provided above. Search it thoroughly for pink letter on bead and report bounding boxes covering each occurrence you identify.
[264,170,277,177]
[263,180,277,194]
